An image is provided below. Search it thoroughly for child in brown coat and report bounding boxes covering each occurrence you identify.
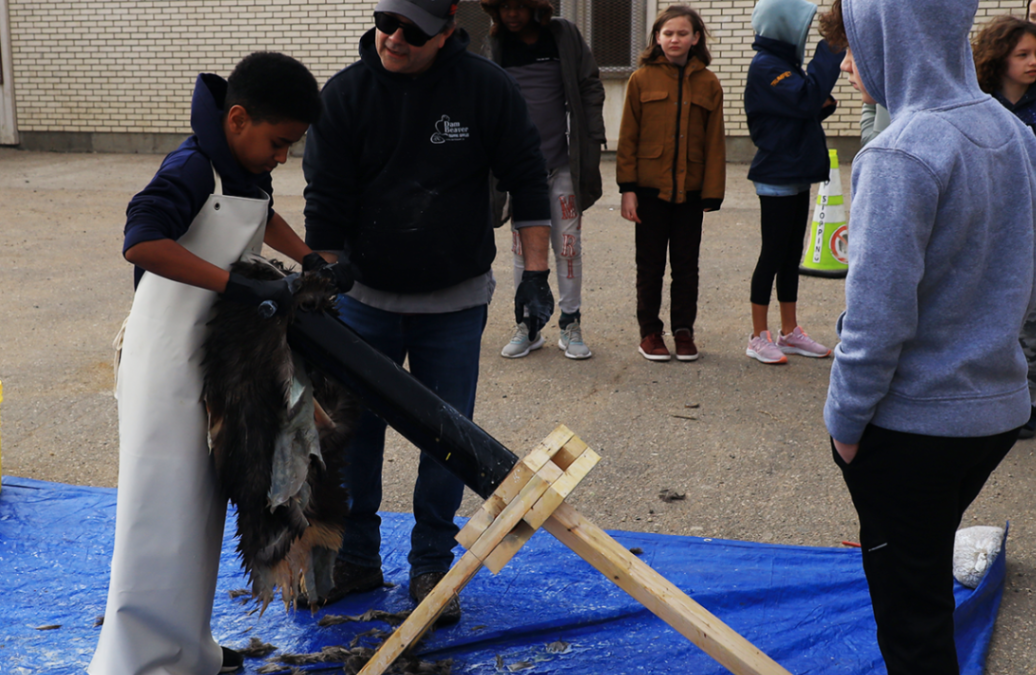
[617,4,725,362]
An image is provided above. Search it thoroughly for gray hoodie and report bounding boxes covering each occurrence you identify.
[824,0,1036,443]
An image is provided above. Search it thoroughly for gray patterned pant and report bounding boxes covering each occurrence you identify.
[1022,303,1036,404]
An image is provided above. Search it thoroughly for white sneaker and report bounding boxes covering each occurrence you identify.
[501,323,545,358]
[558,319,592,359]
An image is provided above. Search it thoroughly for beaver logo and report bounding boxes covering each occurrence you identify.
[430,115,470,144]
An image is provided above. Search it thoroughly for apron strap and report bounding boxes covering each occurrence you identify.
[212,165,224,196]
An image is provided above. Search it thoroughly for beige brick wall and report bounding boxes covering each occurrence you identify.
[9,0,379,135]
[6,0,1032,139]
[696,0,1029,138]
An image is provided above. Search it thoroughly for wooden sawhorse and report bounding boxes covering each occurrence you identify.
[358,426,792,675]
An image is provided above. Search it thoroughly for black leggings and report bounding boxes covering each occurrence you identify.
[750,191,811,305]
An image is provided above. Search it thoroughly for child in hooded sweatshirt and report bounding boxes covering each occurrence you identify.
[973,15,1036,439]
[617,4,725,363]
[91,52,335,675]
[743,0,842,365]
[821,1,1036,673]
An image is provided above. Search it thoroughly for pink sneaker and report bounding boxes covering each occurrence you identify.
[777,326,831,358]
[746,331,788,364]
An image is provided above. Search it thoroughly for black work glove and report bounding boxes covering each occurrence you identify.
[514,270,554,340]
[302,252,354,293]
[222,272,294,316]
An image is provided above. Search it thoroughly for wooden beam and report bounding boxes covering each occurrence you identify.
[356,550,482,675]
[543,503,792,675]
[484,445,600,574]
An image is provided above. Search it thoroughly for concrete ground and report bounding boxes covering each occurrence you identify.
[1,147,1034,673]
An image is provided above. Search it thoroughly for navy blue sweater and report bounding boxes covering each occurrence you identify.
[123,74,276,287]
[744,36,843,185]
[303,29,550,294]
[994,87,1036,134]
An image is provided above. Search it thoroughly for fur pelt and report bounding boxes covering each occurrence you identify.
[202,256,359,613]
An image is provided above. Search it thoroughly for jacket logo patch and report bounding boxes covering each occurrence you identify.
[431,115,470,144]
[771,71,792,86]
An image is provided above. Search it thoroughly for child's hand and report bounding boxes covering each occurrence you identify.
[621,192,641,223]
[222,274,295,315]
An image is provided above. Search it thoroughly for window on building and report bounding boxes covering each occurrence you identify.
[455,0,644,77]
[455,1,492,54]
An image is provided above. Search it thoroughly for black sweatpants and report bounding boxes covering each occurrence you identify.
[750,191,811,305]
[832,425,1016,675]
[634,192,703,338]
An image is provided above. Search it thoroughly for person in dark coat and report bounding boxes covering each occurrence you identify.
[482,0,606,360]
[303,0,553,625]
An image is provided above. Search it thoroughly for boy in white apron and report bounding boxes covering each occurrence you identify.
[90,52,335,675]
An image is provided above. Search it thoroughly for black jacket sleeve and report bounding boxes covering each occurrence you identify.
[303,72,359,255]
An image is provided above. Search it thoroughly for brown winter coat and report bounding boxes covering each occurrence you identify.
[617,55,725,207]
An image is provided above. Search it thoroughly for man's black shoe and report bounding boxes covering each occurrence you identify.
[219,646,244,673]
[409,571,461,626]
[298,560,384,608]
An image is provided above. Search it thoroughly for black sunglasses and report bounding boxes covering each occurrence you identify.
[374,12,434,47]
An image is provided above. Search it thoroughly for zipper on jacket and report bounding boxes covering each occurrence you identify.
[673,64,685,201]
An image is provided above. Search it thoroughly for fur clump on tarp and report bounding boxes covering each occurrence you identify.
[251,628,453,675]
[203,256,360,613]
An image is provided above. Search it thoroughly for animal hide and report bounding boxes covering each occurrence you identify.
[202,256,359,613]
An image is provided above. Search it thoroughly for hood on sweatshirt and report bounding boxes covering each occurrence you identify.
[843,0,984,117]
[191,73,257,190]
[752,0,817,65]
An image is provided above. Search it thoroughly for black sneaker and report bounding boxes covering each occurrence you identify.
[409,571,461,626]
[1019,406,1036,440]
[220,646,244,673]
[298,559,384,607]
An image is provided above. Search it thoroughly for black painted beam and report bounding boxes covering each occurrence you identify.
[287,310,519,499]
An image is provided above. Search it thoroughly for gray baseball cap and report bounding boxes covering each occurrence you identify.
[374,0,459,36]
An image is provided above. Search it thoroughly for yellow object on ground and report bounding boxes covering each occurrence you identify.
[800,149,849,278]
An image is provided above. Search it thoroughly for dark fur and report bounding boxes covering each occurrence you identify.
[202,258,359,610]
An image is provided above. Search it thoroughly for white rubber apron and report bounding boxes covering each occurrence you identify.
[90,172,267,675]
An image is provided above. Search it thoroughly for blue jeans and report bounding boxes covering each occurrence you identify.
[334,294,487,578]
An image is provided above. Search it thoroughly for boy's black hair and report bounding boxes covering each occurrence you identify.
[225,52,322,125]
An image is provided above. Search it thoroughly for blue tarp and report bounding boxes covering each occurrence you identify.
[0,476,1006,674]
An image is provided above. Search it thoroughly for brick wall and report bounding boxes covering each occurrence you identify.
[695,0,1028,138]
[9,0,378,136]
[5,0,1031,144]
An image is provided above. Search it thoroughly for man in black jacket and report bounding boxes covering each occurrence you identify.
[303,0,553,624]
[482,0,606,360]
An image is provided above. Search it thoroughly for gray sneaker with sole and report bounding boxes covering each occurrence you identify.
[501,322,545,358]
[558,319,592,359]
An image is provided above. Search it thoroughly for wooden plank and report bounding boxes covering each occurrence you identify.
[552,434,589,471]
[466,471,550,561]
[455,426,571,550]
[484,446,600,574]
[363,430,577,675]
[357,550,482,675]
[455,462,532,549]
[543,502,792,675]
